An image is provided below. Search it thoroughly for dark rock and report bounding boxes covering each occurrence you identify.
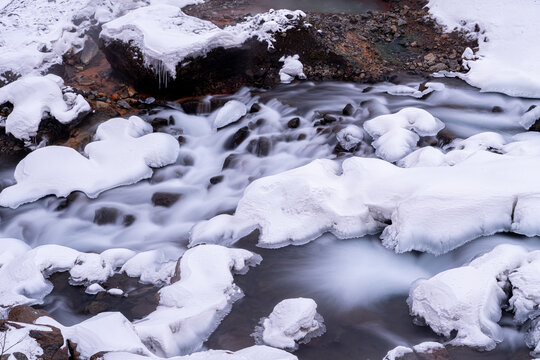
[151,192,182,207]
[117,99,131,109]
[491,106,503,113]
[123,214,136,226]
[222,153,240,170]
[93,207,119,225]
[224,126,250,149]
[250,103,262,113]
[210,175,224,185]
[247,137,271,157]
[8,305,51,324]
[342,103,355,116]
[287,117,301,128]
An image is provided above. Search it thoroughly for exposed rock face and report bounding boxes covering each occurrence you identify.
[100,0,475,98]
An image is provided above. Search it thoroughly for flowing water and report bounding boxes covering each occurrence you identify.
[0,77,538,358]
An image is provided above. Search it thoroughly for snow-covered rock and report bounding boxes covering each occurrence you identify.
[191,130,540,254]
[100,6,305,79]
[213,100,247,129]
[0,74,90,140]
[0,238,175,311]
[408,244,527,350]
[279,55,306,84]
[0,116,180,208]
[100,346,297,360]
[363,108,445,162]
[427,0,540,98]
[383,342,445,360]
[336,125,364,151]
[253,298,325,351]
[509,252,540,324]
[133,245,261,357]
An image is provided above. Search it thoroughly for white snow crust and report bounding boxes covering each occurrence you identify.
[0,74,90,140]
[363,107,445,162]
[254,298,325,351]
[279,55,306,84]
[427,0,540,98]
[191,129,540,254]
[100,6,305,79]
[0,116,180,208]
[213,100,247,129]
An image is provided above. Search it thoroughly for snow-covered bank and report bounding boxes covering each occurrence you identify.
[427,0,540,98]
[0,116,180,208]
[0,74,90,140]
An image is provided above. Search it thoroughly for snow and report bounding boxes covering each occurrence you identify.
[509,252,540,324]
[0,75,90,140]
[0,322,46,360]
[254,298,325,351]
[100,6,305,79]
[213,100,247,129]
[0,238,175,311]
[427,0,540,98]
[336,125,364,151]
[121,250,178,285]
[383,342,444,360]
[408,244,527,350]
[363,107,445,162]
[192,129,540,254]
[279,55,306,84]
[382,346,413,360]
[133,245,261,357]
[0,116,180,208]
[101,346,298,360]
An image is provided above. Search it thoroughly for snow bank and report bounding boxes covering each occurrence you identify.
[427,0,540,98]
[253,298,325,351]
[0,0,151,79]
[0,116,180,208]
[133,245,261,357]
[100,345,297,360]
[363,108,444,162]
[100,6,305,79]
[408,244,527,350]
[191,130,540,254]
[0,74,90,140]
[279,55,306,84]
[0,238,175,311]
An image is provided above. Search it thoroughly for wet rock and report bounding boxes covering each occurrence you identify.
[491,106,503,113]
[117,99,131,109]
[287,117,301,128]
[222,153,240,169]
[210,175,224,185]
[151,192,182,207]
[224,126,250,149]
[342,103,355,116]
[250,103,262,113]
[93,207,119,225]
[123,214,136,226]
[428,63,448,72]
[247,137,271,157]
[80,38,100,66]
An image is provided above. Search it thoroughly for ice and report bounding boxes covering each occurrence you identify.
[253,298,325,351]
[101,6,305,79]
[336,125,364,151]
[133,245,261,357]
[427,0,540,98]
[0,116,180,208]
[363,107,445,162]
[279,55,306,84]
[213,100,247,129]
[0,75,90,140]
[408,244,527,350]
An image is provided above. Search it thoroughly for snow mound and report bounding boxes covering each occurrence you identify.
[100,345,297,360]
[191,130,540,254]
[336,125,364,151]
[427,0,540,98]
[279,55,306,84]
[0,74,90,140]
[214,100,247,129]
[0,116,180,208]
[409,244,527,350]
[101,6,305,79]
[133,244,261,357]
[363,108,445,162]
[383,342,445,360]
[0,238,176,311]
[253,298,325,351]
